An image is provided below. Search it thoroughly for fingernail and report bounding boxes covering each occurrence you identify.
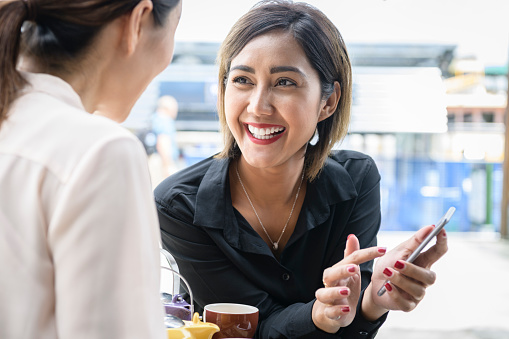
[385,282,393,292]
[347,265,356,273]
[442,229,447,238]
[383,268,393,277]
[341,306,350,313]
[347,234,354,240]
[378,247,387,254]
[339,288,349,296]
[394,260,405,270]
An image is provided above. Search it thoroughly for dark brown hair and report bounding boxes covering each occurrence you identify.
[0,0,180,127]
[216,0,352,181]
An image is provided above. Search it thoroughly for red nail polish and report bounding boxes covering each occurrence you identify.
[347,265,356,273]
[442,229,447,238]
[341,306,350,313]
[383,268,392,277]
[385,283,393,292]
[378,247,387,254]
[394,260,405,270]
[347,234,354,240]
[339,289,349,296]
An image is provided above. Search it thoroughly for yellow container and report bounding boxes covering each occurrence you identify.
[166,312,219,339]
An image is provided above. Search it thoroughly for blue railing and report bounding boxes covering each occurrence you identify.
[377,157,502,232]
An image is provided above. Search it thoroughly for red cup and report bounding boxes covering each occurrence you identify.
[203,303,259,338]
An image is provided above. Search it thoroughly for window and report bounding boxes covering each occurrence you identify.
[482,112,495,123]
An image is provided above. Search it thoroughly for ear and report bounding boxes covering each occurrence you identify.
[318,81,341,122]
[124,0,154,56]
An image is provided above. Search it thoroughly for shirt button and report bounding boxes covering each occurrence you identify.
[282,273,290,281]
[359,331,369,336]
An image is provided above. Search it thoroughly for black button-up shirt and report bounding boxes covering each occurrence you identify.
[155,150,388,338]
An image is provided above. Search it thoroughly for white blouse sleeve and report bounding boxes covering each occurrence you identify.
[47,136,166,339]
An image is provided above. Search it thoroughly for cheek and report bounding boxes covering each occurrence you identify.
[292,107,322,140]
[161,34,176,66]
[224,90,241,134]
[301,118,319,139]
[155,23,178,68]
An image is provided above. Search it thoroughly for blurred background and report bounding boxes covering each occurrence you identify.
[137,1,508,337]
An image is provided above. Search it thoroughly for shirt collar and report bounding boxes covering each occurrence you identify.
[193,156,358,230]
[301,156,358,229]
[20,71,86,112]
[194,157,231,228]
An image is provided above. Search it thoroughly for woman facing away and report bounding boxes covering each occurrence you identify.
[155,1,448,338]
[0,0,181,338]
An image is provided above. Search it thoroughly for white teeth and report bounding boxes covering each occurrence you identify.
[247,124,284,140]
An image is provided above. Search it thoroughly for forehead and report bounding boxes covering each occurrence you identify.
[230,30,314,72]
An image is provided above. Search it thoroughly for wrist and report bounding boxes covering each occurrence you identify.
[361,284,389,321]
[312,299,340,334]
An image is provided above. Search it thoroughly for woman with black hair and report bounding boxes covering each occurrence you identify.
[0,0,181,338]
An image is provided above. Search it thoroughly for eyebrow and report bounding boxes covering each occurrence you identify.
[230,65,255,73]
[270,66,306,78]
[229,65,307,78]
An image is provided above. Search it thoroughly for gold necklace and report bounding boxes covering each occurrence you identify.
[235,163,305,251]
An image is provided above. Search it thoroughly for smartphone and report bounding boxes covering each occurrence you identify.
[377,206,456,296]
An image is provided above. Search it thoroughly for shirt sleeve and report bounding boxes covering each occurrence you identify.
[340,156,389,338]
[48,136,166,339]
[339,290,388,338]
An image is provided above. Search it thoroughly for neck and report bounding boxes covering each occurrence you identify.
[235,157,306,208]
[62,66,137,122]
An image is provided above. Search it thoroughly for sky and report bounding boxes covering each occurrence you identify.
[174,0,509,67]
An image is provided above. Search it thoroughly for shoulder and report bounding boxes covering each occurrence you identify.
[53,111,144,180]
[4,92,144,183]
[154,156,217,211]
[327,150,380,190]
[330,149,375,164]
[329,149,378,171]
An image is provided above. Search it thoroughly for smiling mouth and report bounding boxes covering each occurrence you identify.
[247,124,286,140]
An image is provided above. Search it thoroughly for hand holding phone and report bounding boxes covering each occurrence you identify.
[377,207,456,297]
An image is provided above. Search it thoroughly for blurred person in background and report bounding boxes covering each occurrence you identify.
[152,95,180,176]
[154,1,448,338]
[0,0,181,338]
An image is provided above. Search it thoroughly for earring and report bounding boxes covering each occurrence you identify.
[309,128,318,146]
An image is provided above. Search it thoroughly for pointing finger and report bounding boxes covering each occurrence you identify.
[344,234,360,257]
[332,246,386,270]
[340,246,386,267]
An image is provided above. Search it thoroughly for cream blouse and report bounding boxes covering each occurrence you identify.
[0,72,166,339]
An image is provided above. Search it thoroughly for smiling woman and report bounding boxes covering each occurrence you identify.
[155,1,449,338]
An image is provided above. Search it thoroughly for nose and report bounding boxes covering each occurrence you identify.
[247,85,273,116]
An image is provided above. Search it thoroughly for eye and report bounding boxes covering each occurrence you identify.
[276,78,296,87]
[232,76,251,85]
